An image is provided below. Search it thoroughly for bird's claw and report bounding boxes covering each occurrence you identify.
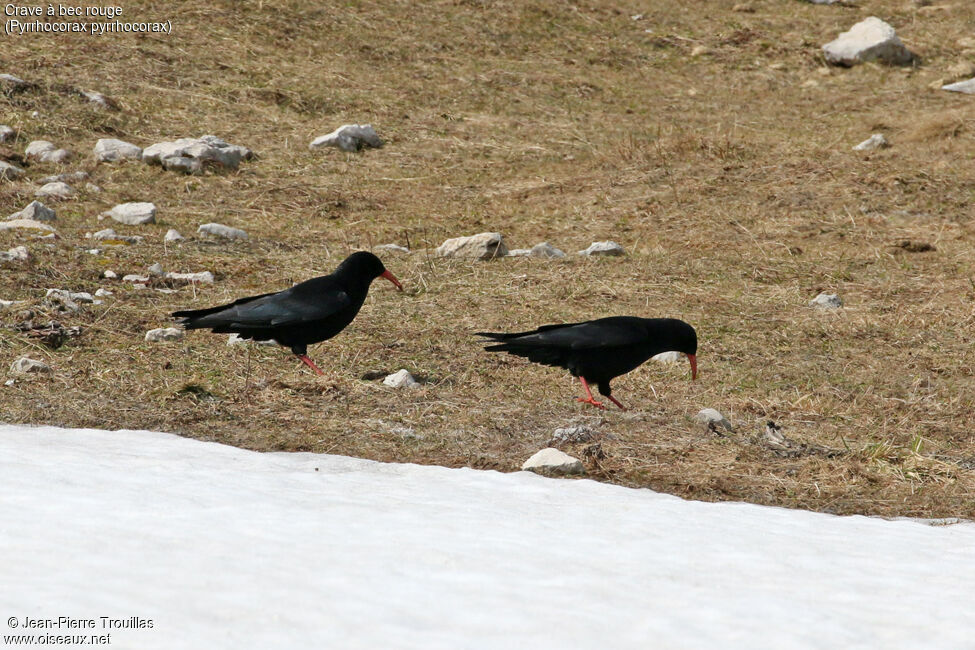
[576,397,606,410]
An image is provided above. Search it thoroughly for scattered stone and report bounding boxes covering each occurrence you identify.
[436,232,508,259]
[102,270,117,279]
[551,424,596,444]
[0,74,29,91]
[10,357,51,374]
[161,156,202,174]
[148,263,165,276]
[0,219,56,234]
[810,293,843,309]
[942,78,975,95]
[383,369,420,389]
[227,333,278,347]
[92,228,143,245]
[507,249,531,257]
[695,408,734,433]
[652,351,682,364]
[197,222,248,241]
[122,274,150,284]
[142,135,252,171]
[94,138,142,162]
[578,241,625,257]
[145,327,184,343]
[7,200,55,222]
[0,299,23,310]
[309,124,383,152]
[529,242,566,258]
[94,288,112,297]
[0,246,29,263]
[0,160,25,181]
[25,140,73,164]
[374,243,410,254]
[521,448,585,476]
[147,263,214,285]
[164,229,184,242]
[45,289,95,314]
[822,17,915,67]
[852,133,888,151]
[37,171,89,184]
[104,202,156,225]
[35,182,75,200]
[0,125,15,143]
[81,90,119,110]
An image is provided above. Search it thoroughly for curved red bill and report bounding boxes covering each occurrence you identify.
[687,354,697,380]
[381,269,403,291]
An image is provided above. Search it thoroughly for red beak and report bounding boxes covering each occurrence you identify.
[687,354,697,380]
[381,269,403,291]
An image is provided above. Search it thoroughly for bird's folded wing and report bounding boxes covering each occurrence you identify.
[235,291,353,328]
[507,321,645,350]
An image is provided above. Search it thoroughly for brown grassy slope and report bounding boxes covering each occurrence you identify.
[2,0,975,517]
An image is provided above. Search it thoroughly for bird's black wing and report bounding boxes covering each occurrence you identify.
[477,319,647,369]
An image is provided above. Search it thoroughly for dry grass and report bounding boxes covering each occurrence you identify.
[2,0,975,517]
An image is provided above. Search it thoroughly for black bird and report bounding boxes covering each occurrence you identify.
[173,251,403,375]
[477,316,697,410]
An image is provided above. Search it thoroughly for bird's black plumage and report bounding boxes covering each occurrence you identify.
[477,316,697,409]
[173,251,402,374]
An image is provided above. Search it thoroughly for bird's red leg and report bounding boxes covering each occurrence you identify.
[605,394,628,411]
[576,377,605,409]
[296,354,325,376]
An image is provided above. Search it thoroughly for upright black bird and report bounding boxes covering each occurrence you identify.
[478,317,697,410]
[173,251,403,375]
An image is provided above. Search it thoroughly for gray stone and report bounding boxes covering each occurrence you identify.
[521,448,585,475]
[507,249,532,257]
[160,155,202,174]
[942,78,975,94]
[122,274,150,283]
[82,90,118,110]
[853,134,888,151]
[652,351,682,364]
[0,74,29,90]
[436,232,508,259]
[309,124,383,152]
[227,333,278,347]
[0,125,15,143]
[94,138,142,162]
[197,222,248,240]
[143,135,252,171]
[0,160,25,181]
[374,243,410,254]
[0,219,56,234]
[92,228,143,245]
[25,140,72,164]
[383,369,420,389]
[822,17,915,67]
[105,202,156,225]
[551,424,596,444]
[10,357,51,374]
[0,246,29,262]
[164,229,184,242]
[35,182,75,200]
[102,270,117,279]
[578,241,625,257]
[530,242,566,258]
[810,293,843,309]
[145,327,184,343]
[38,171,88,184]
[8,201,55,222]
[94,288,112,297]
[695,408,734,433]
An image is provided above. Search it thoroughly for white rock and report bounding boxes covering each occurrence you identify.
[38,171,88,184]
[0,219,56,234]
[810,293,843,309]
[227,333,278,347]
[853,134,888,151]
[10,357,51,374]
[46,288,94,304]
[309,124,383,152]
[166,271,215,284]
[105,202,156,225]
[92,228,142,245]
[145,328,184,343]
[94,288,112,297]
[436,232,508,259]
[142,135,252,171]
[25,140,72,164]
[122,274,150,283]
[822,17,915,67]
[148,263,165,276]
[35,182,75,200]
[383,369,420,389]
[578,241,625,257]
[521,448,585,475]
[0,160,26,181]
[942,78,975,94]
[94,138,142,162]
[161,155,202,174]
[507,249,531,257]
[530,242,566,258]
[164,229,184,242]
[374,243,410,254]
[695,408,733,433]
[197,223,248,240]
[0,246,29,262]
[0,125,15,142]
[652,351,682,364]
[102,270,117,279]
[0,73,28,89]
[0,298,22,309]
[7,200,55,222]
[551,425,595,444]
[82,90,117,110]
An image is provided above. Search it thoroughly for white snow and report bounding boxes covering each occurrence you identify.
[2,424,974,649]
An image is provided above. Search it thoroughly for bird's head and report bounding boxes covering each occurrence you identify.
[338,251,403,291]
[650,318,698,380]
